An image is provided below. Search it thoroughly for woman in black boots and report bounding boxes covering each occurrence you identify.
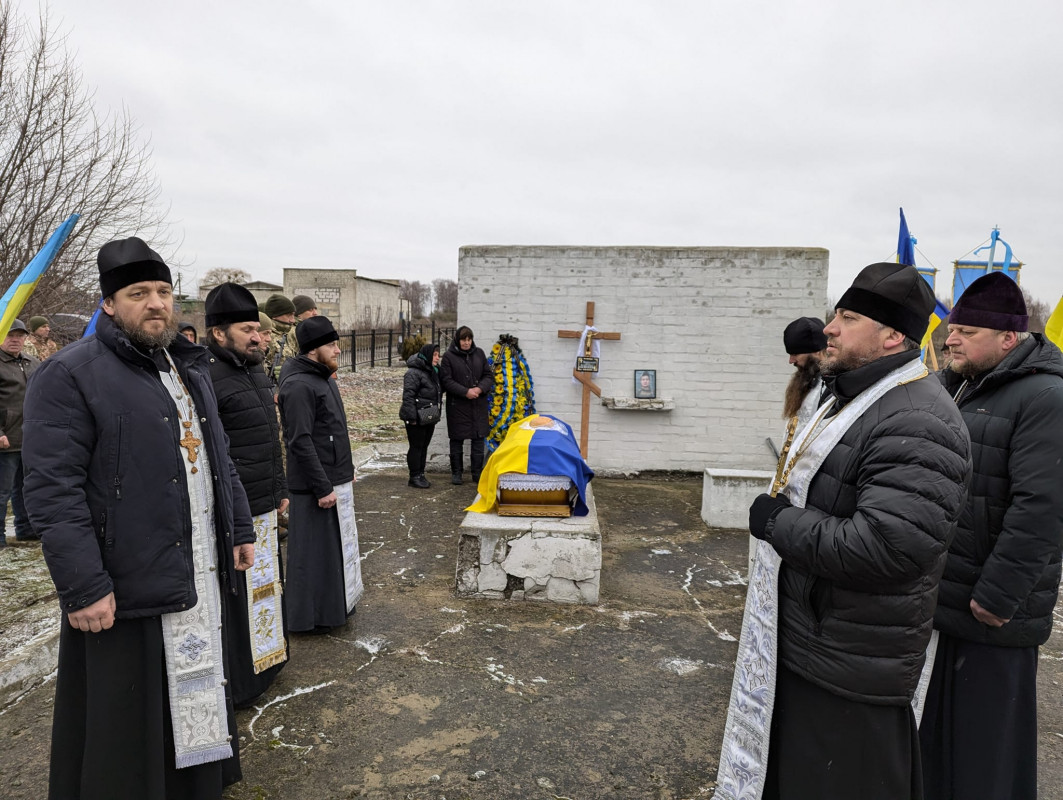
[400,342,441,488]
[440,326,492,485]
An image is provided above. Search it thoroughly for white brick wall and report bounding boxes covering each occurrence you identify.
[442,246,829,473]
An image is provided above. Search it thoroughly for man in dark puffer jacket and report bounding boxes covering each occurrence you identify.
[205,283,289,706]
[919,273,1063,800]
[741,263,971,800]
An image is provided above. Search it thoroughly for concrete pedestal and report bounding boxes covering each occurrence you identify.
[701,468,773,577]
[456,486,601,604]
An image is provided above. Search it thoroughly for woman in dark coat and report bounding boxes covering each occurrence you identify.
[399,343,441,489]
[440,326,493,485]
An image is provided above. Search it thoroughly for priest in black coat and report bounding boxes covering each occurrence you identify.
[278,316,363,632]
[205,282,289,707]
[24,237,254,800]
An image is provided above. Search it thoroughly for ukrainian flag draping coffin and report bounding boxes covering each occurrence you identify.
[467,414,594,516]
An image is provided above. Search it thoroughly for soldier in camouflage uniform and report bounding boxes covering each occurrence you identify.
[262,294,299,388]
[24,316,59,361]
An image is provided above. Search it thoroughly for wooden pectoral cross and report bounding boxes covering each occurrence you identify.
[179,425,202,474]
[558,301,621,459]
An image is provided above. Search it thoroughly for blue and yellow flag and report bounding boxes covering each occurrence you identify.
[82,298,104,338]
[0,214,80,340]
[467,414,594,516]
[1045,297,1063,350]
[897,207,916,266]
[920,298,950,351]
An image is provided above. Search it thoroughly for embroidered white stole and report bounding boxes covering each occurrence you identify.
[795,376,823,432]
[335,481,364,612]
[714,356,928,800]
[157,366,233,769]
[246,510,287,673]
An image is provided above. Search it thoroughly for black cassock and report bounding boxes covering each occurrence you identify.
[762,665,922,800]
[285,492,355,632]
[49,616,241,800]
[919,632,1039,800]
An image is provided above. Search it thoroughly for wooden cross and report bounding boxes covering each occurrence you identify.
[557,301,621,458]
[179,425,202,474]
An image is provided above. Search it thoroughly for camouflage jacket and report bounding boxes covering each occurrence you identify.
[24,336,59,361]
[265,320,300,386]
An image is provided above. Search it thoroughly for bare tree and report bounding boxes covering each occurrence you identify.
[199,267,253,288]
[0,2,171,316]
[399,280,431,319]
[432,278,458,316]
[1023,288,1051,334]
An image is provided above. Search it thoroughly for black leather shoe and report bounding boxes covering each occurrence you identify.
[409,474,431,489]
[451,472,463,485]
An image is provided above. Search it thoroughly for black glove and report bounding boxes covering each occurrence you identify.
[749,493,792,541]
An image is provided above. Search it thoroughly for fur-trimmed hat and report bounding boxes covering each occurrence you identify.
[949,272,1028,332]
[783,317,827,355]
[97,237,171,297]
[297,315,339,354]
[263,293,296,319]
[836,262,935,342]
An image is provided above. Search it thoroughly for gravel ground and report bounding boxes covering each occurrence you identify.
[336,366,406,444]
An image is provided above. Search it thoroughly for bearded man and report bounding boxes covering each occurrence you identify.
[717,262,971,800]
[23,237,254,800]
[781,316,827,428]
[278,316,364,633]
[920,272,1063,800]
[205,283,289,707]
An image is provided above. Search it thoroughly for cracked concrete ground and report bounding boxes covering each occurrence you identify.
[2,461,1062,799]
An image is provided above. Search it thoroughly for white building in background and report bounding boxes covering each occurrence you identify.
[198,269,404,330]
[282,268,402,329]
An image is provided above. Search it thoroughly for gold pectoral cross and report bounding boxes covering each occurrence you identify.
[179,423,202,474]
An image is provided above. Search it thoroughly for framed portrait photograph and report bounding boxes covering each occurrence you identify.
[634,369,656,399]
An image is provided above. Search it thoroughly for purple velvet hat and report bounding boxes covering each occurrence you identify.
[949,272,1028,332]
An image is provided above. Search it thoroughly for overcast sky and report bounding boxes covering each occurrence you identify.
[29,0,1063,304]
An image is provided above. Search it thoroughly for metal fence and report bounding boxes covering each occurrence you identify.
[337,323,455,372]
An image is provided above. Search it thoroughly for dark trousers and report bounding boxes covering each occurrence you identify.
[405,423,435,476]
[449,438,485,476]
[0,451,32,541]
[919,633,1038,800]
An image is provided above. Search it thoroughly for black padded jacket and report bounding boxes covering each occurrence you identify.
[935,334,1063,647]
[768,351,971,706]
[207,341,287,516]
[399,350,442,425]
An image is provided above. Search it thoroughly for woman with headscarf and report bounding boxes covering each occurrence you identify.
[440,326,492,485]
[399,342,442,489]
